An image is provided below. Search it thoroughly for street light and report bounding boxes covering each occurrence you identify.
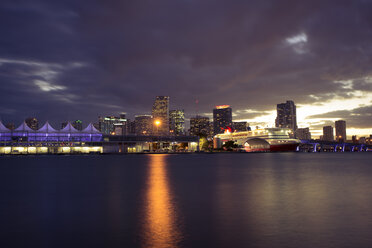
[154,120,161,134]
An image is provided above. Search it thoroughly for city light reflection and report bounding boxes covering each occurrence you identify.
[141,154,182,248]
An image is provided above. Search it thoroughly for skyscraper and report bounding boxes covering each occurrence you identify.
[275,100,297,131]
[323,126,334,141]
[169,109,185,135]
[25,117,38,130]
[213,105,232,135]
[335,120,346,142]
[135,115,153,135]
[190,116,211,137]
[152,96,169,135]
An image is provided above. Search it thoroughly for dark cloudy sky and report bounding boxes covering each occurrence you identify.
[1,0,372,137]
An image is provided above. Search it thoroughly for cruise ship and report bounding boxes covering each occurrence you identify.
[214,127,300,152]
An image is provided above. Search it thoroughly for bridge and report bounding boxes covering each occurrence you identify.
[298,140,372,152]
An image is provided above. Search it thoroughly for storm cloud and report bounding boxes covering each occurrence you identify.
[1,0,372,131]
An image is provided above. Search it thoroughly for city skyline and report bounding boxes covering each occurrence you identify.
[0,1,372,138]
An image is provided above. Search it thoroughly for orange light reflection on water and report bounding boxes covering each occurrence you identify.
[142,154,182,248]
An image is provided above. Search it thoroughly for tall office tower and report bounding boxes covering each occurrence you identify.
[135,115,153,135]
[169,109,185,135]
[72,120,83,131]
[232,121,248,132]
[295,127,311,140]
[323,126,334,141]
[335,120,346,142]
[152,96,170,135]
[25,117,39,130]
[275,100,297,131]
[213,105,232,135]
[98,115,127,135]
[190,116,211,137]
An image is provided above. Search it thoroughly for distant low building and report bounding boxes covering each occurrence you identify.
[295,127,311,140]
[25,117,39,131]
[5,123,15,130]
[233,121,248,132]
[72,120,83,131]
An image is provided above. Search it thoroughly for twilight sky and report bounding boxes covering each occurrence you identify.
[1,0,372,138]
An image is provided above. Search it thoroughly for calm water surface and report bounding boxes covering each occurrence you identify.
[1,153,372,248]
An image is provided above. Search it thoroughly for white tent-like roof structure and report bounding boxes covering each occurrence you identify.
[15,121,34,132]
[0,121,10,132]
[60,122,79,133]
[82,123,100,133]
[38,121,58,133]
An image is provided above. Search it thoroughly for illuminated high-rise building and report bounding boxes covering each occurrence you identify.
[190,116,210,137]
[169,109,185,135]
[25,117,38,130]
[98,115,127,135]
[323,126,334,141]
[335,120,346,142]
[213,105,232,135]
[135,115,153,135]
[152,96,169,135]
[275,100,297,131]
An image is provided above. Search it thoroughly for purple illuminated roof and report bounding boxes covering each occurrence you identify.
[82,123,100,133]
[0,121,10,132]
[38,121,58,133]
[60,122,79,133]
[15,121,34,132]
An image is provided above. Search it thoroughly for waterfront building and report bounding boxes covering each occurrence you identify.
[190,116,210,137]
[169,109,185,135]
[98,115,127,135]
[152,96,170,135]
[72,120,83,131]
[275,100,297,132]
[135,115,153,136]
[323,126,334,141]
[352,135,358,144]
[213,105,232,135]
[25,117,38,131]
[233,121,248,132]
[358,137,366,144]
[295,127,311,140]
[335,120,346,142]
